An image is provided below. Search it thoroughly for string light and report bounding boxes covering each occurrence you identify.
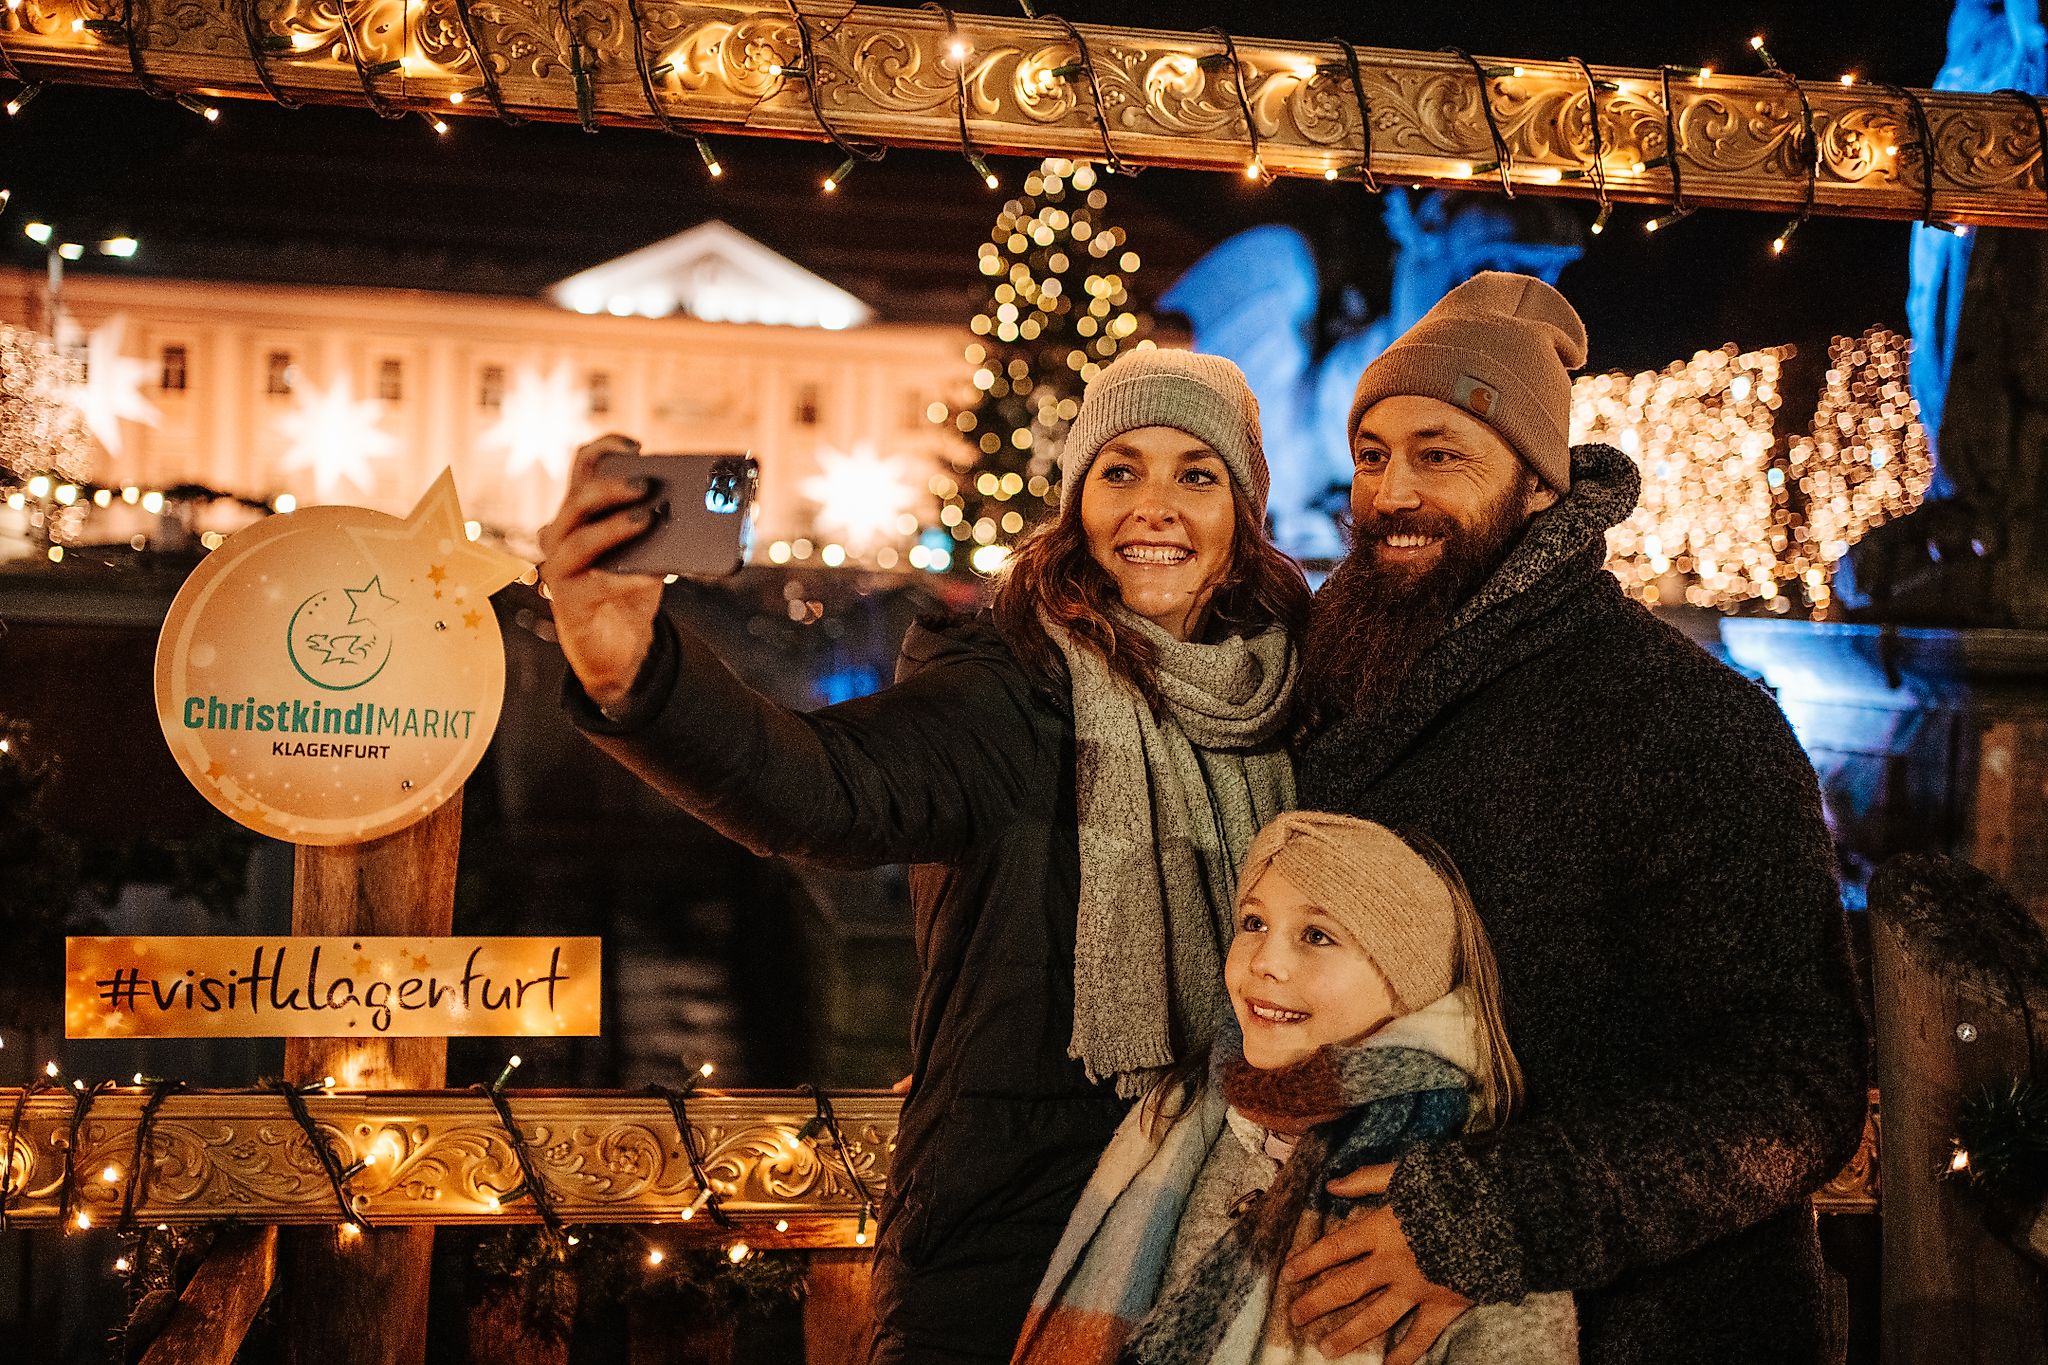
[172,92,220,123]
[1644,207,1694,233]
[420,111,451,136]
[646,1247,665,1266]
[822,156,856,192]
[1749,34,1776,70]
[695,136,724,177]
[726,1241,751,1263]
[1574,327,1928,614]
[6,83,44,117]
[492,1055,523,1092]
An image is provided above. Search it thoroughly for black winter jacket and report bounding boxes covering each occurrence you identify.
[567,608,1126,1363]
[1300,445,1870,1365]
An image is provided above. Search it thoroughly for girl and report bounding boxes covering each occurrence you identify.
[538,349,1310,1362]
[1014,811,1576,1365]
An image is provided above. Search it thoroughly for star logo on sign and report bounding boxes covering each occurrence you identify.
[407,951,432,972]
[463,609,482,630]
[344,576,400,626]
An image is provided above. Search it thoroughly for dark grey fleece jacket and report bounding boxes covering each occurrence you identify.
[1298,444,1869,1365]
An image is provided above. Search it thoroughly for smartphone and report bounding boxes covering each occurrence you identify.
[594,453,760,578]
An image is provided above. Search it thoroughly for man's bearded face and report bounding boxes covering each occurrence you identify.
[1300,396,1556,727]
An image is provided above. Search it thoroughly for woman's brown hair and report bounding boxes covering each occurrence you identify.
[991,464,1310,711]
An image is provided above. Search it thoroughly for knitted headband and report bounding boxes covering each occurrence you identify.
[1236,811,1457,1010]
[1059,348,1270,510]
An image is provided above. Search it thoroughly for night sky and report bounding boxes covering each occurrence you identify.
[0,2,1957,373]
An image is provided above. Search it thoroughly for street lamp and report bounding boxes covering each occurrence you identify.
[19,220,140,332]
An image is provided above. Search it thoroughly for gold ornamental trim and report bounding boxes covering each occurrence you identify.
[1,2,2045,227]
[0,1087,895,1245]
[0,1083,1879,1233]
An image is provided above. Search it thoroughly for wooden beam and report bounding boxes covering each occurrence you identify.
[0,1085,900,1236]
[137,1225,279,1365]
[0,1,2044,226]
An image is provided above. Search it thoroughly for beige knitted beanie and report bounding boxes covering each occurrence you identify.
[1347,270,1589,492]
[1059,349,1269,510]
[1236,811,1457,1010]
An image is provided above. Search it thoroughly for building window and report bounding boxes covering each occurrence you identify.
[378,358,403,402]
[588,371,611,417]
[479,365,505,411]
[160,345,188,392]
[265,351,293,396]
[796,382,821,426]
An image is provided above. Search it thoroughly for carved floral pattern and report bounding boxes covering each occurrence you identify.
[0,3,2040,223]
[0,1090,898,1237]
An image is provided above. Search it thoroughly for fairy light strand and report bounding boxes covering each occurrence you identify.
[781,0,886,180]
[115,1079,186,1234]
[59,1081,115,1231]
[474,1080,565,1237]
[0,1074,50,1230]
[265,1078,368,1230]
[1653,65,1692,228]
[450,0,524,124]
[331,0,405,120]
[925,3,998,188]
[1571,56,1611,234]
[1045,13,1136,176]
[2002,87,2048,207]
[651,1081,735,1230]
[1444,47,1514,197]
[555,0,599,133]
[235,0,305,111]
[1202,28,1268,184]
[1331,39,1379,192]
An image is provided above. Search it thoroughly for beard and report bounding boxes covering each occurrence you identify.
[1299,483,1534,731]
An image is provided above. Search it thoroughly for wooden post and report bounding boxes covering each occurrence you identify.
[803,1251,876,1365]
[1870,852,2048,1365]
[279,794,463,1365]
[138,1226,279,1365]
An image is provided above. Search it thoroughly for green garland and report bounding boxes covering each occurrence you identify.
[471,1224,806,1339]
[1951,1078,2048,1203]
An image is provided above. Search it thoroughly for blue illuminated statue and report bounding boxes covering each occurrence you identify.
[1907,0,2045,491]
[1160,190,1580,560]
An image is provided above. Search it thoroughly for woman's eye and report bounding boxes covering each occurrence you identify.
[1181,466,1220,486]
[1239,913,1265,933]
[1302,927,1334,947]
[1099,464,1135,483]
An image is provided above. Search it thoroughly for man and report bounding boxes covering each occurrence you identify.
[1281,272,1869,1365]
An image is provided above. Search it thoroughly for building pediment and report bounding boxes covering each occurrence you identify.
[548,220,872,330]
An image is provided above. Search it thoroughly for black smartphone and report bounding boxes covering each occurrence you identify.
[594,453,760,578]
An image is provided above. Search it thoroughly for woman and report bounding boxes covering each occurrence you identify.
[538,349,1309,1363]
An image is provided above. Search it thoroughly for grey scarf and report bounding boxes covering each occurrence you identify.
[1045,607,1297,1097]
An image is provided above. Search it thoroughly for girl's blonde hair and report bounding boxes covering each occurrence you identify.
[1141,823,1525,1139]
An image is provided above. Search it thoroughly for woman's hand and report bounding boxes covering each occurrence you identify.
[1281,1162,1471,1364]
[538,434,666,710]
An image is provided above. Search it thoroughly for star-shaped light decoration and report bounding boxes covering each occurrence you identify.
[476,361,595,485]
[801,444,927,553]
[277,374,400,502]
[66,314,159,459]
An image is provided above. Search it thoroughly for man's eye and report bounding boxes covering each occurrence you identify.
[1425,448,1459,464]
[1354,449,1387,468]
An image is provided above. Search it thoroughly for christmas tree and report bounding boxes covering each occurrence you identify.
[926,158,1150,574]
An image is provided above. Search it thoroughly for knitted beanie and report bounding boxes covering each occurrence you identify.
[1347,270,1589,491]
[1236,811,1456,1011]
[1059,349,1269,510]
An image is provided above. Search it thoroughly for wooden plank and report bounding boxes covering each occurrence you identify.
[137,1226,279,1365]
